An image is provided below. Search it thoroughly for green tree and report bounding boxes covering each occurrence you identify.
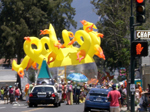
[91,0,150,71]
[0,0,77,98]
[91,0,131,71]
[0,0,77,64]
[91,0,150,109]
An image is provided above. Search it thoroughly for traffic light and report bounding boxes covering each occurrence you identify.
[131,41,148,56]
[136,0,145,23]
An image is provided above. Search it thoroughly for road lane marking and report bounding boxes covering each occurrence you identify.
[12,107,27,108]
[21,104,52,112]
[0,107,6,109]
[21,108,44,112]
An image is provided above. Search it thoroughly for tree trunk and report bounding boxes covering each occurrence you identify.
[16,55,22,100]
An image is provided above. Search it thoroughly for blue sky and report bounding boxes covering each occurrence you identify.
[71,0,99,33]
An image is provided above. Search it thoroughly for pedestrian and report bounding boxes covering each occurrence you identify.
[62,82,67,103]
[138,83,142,98]
[107,84,121,112]
[58,82,62,101]
[15,86,20,105]
[9,86,14,104]
[70,81,73,105]
[0,87,4,103]
[84,82,88,95]
[74,83,81,104]
[26,83,35,105]
[118,84,125,106]
[72,82,75,103]
[135,85,140,103]
[79,86,85,103]
[146,84,150,92]
[105,83,110,89]
[122,86,127,106]
[66,81,73,105]
[28,83,35,94]
[4,84,9,104]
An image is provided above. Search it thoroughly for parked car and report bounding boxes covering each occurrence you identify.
[84,88,110,112]
[29,85,61,107]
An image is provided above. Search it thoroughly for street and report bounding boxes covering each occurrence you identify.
[0,100,112,112]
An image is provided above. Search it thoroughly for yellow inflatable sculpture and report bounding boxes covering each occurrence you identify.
[12,20,105,77]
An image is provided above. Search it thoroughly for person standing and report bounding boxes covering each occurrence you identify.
[0,87,4,103]
[58,82,62,101]
[146,84,150,92]
[62,82,67,103]
[107,84,121,112]
[4,85,9,104]
[138,83,142,98]
[74,83,80,104]
[118,85,125,106]
[135,85,140,103]
[66,81,72,105]
[15,86,20,105]
[9,86,14,104]
[26,83,35,105]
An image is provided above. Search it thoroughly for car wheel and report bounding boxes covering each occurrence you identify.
[34,104,37,107]
[29,103,33,107]
[58,102,61,106]
[84,107,90,112]
[54,103,58,107]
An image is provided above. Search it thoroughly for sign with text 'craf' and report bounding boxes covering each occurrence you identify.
[136,30,150,39]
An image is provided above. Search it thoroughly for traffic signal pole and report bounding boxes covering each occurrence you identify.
[130,0,146,111]
[130,0,135,112]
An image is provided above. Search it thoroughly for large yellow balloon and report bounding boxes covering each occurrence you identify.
[12,20,105,77]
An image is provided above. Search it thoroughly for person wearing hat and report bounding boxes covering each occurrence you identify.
[107,84,121,112]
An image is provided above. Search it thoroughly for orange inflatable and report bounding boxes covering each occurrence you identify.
[24,83,30,96]
[18,68,24,78]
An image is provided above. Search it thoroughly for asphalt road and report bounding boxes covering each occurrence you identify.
[0,100,110,112]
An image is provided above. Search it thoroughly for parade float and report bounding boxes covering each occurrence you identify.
[12,20,105,84]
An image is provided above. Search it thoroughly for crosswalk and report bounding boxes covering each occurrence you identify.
[0,100,28,109]
[0,107,6,109]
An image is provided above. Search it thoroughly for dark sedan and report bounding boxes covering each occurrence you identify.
[84,88,111,112]
[29,85,61,107]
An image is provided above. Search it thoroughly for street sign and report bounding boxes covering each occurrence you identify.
[130,84,135,92]
[136,30,150,39]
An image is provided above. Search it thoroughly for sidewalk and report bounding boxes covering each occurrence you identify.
[0,100,4,104]
[120,106,139,112]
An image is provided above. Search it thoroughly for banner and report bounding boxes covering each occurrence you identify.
[119,67,126,76]
[57,67,65,79]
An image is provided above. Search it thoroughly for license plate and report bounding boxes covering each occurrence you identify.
[38,95,46,97]
[95,98,102,101]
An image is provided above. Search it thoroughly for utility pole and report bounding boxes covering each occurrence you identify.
[130,0,146,111]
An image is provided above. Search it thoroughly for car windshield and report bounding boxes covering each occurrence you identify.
[89,89,109,97]
[32,87,54,93]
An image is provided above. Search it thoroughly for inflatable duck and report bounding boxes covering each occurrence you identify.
[12,20,105,77]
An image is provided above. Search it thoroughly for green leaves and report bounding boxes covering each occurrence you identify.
[0,0,76,64]
[91,0,131,70]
